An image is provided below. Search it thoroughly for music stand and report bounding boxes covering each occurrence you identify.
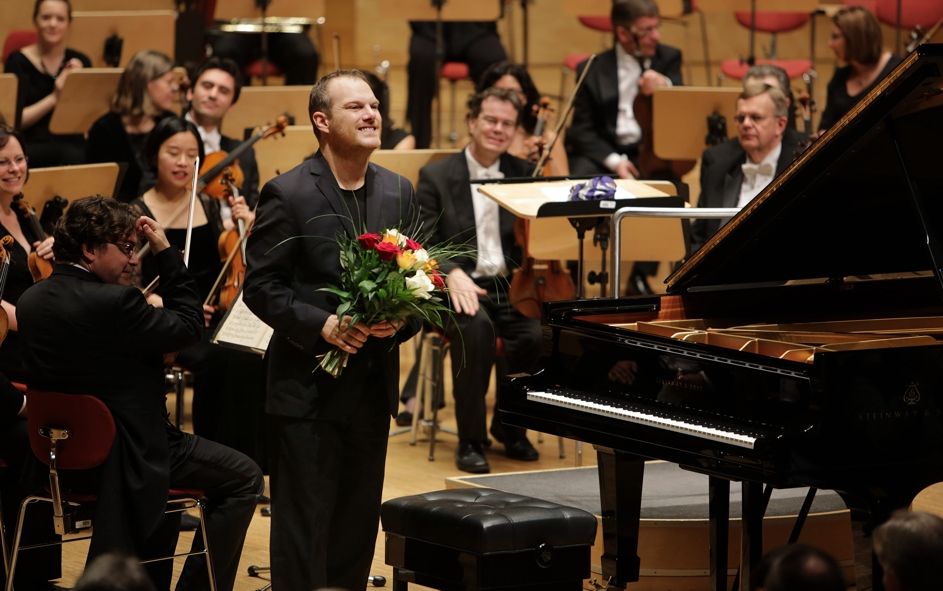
[652,87,742,162]
[24,163,120,207]
[379,1,502,148]
[70,10,175,67]
[251,125,318,186]
[478,179,683,298]
[48,68,121,136]
[0,75,16,129]
[221,85,310,141]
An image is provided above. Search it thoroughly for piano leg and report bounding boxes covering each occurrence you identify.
[740,481,765,591]
[596,447,644,590]
[708,477,729,591]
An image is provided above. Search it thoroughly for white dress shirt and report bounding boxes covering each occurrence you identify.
[737,142,781,208]
[614,42,643,148]
[464,148,507,279]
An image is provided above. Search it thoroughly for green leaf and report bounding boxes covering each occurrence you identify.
[359,279,377,294]
[336,301,351,317]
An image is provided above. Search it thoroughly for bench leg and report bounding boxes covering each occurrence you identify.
[392,566,409,591]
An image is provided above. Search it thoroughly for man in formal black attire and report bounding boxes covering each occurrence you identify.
[406,21,507,148]
[690,82,805,253]
[185,57,260,205]
[17,197,262,591]
[416,87,542,474]
[243,69,418,591]
[566,0,682,178]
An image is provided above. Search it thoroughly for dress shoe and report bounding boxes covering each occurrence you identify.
[503,437,539,461]
[455,441,490,474]
[394,410,413,427]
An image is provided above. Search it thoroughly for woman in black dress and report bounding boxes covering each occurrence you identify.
[3,0,91,167]
[86,50,179,202]
[818,5,900,133]
[0,127,55,382]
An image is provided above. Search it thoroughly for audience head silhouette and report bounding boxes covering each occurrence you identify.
[750,543,845,591]
[874,510,943,591]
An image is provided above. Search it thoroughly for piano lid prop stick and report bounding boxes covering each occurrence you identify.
[182,157,200,268]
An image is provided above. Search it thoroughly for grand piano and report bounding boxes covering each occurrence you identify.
[502,45,943,591]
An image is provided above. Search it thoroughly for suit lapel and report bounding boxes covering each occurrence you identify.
[597,50,620,138]
[310,153,358,238]
[448,153,478,250]
[721,163,744,208]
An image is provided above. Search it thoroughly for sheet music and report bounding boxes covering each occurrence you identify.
[211,290,273,355]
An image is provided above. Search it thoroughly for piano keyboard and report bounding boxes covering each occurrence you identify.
[527,389,758,450]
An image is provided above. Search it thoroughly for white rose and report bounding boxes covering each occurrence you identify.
[413,248,429,265]
[405,269,434,300]
[384,229,407,246]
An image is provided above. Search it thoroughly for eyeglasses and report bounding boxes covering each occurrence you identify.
[734,113,770,124]
[112,241,136,257]
[632,24,660,37]
[478,115,517,130]
[0,155,27,170]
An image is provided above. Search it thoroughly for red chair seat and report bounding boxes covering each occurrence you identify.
[733,11,810,33]
[875,0,943,29]
[245,59,282,79]
[564,52,592,72]
[577,15,613,32]
[720,58,812,80]
[2,30,37,64]
[440,61,469,82]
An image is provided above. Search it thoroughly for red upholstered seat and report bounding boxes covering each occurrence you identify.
[875,0,943,29]
[577,15,613,32]
[439,61,469,82]
[734,11,810,33]
[2,30,37,64]
[245,58,283,79]
[564,52,592,72]
[720,58,813,81]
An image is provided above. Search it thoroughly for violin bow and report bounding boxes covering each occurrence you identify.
[182,157,200,268]
[532,53,597,177]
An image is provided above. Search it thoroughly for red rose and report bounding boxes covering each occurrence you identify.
[375,241,400,261]
[358,232,381,249]
[405,238,423,251]
[430,271,446,289]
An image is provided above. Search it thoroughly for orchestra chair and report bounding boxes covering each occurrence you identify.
[874,0,943,52]
[68,10,176,68]
[1,30,36,65]
[5,389,217,591]
[719,12,813,81]
[221,85,311,147]
[381,488,597,591]
[436,61,471,148]
[0,74,17,130]
[559,16,611,103]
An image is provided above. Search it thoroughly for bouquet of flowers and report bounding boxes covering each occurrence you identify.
[317,228,460,377]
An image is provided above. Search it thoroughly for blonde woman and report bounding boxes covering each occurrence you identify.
[86,50,180,201]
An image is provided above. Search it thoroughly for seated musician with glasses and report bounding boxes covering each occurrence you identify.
[689,82,806,254]
[16,197,262,591]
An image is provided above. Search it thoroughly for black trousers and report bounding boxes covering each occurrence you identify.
[268,377,389,591]
[444,279,541,443]
[406,28,506,148]
[211,32,320,85]
[145,428,263,591]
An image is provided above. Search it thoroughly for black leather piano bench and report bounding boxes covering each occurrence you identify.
[381,488,597,591]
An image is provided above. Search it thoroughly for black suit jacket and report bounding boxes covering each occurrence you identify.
[416,150,530,276]
[219,134,260,206]
[566,44,683,169]
[17,250,203,552]
[244,153,418,420]
[690,127,806,252]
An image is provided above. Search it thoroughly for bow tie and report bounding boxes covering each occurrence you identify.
[741,161,774,185]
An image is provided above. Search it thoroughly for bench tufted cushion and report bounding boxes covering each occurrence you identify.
[381,488,597,555]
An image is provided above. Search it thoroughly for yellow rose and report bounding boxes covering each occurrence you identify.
[397,250,417,270]
[423,258,439,272]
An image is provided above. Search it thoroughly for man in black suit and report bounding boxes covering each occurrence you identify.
[243,69,418,591]
[416,87,542,474]
[566,0,682,178]
[185,57,260,205]
[690,82,805,253]
[17,197,262,591]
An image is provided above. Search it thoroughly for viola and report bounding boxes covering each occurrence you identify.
[12,195,53,282]
[196,115,288,197]
[210,168,251,312]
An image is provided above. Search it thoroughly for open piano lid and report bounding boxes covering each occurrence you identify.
[668,44,943,295]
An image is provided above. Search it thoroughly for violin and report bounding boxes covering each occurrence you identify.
[209,168,251,312]
[12,195,53,282]
[0,236,14,344]
[196,115,288,197]
[529,97,556,176]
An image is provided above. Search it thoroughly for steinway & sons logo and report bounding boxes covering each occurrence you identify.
[856,381,942,422]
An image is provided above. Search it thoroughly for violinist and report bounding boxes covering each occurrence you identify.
[86,50,179,202]
[565,0,681,179]
[0,127,55,382]
[476,62,569,175]
[132,117,263,463]
[184,57,260,206]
